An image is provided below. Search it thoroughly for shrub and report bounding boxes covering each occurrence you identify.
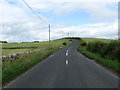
[0,41,7,43]
[80,39,87,46]
[107,41,120,61]
[86,40,120,61]
[63,42,67,46]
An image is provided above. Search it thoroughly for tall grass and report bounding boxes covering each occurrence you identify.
[78,38,119,73]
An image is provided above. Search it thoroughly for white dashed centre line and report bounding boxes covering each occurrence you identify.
[66,60,68,65]
[65,50,69,66]
[66,52,68,56]
[66,50,69,56]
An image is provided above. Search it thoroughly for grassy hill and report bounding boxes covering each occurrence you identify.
[81,38,113,44]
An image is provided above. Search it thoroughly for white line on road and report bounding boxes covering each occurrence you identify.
[67,50,68,53]
[66,52,68,56]
[66,50,69,56]
[66,60,68,65]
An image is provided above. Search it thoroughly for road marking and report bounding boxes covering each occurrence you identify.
[66,52,68,56]
[66,50,69,56]
[67,50,68,53]
[66,60,68,65]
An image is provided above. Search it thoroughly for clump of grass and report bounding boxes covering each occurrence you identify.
[77,38,119,73]
[79,39,87,46]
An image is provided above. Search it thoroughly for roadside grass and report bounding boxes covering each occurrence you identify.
[0,62,1,88]
[0,43,2,88]
[2,39,71,86]
[78,47,119,72]
[77,38,119,73]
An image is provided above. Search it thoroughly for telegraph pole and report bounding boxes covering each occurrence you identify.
[68,33,69,38]
[49,24,50,50]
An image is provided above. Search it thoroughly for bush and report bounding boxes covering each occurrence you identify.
[87,41,106,53]
[107,41,120,61]
[0,41,7,43]
[63,42,67,46]
[80,39,87,46]
[86,40,120,61]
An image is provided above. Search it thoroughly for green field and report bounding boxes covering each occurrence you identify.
[2,39,68,48]
[2,41,47,48]
[82,38,113,44]
[78,38,119,72]
[2,39,69,56]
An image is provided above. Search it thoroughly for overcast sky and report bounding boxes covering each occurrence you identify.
[0,0,119,42]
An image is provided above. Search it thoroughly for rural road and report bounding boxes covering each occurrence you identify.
[5,40,118,88]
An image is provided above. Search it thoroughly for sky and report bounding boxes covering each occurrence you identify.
[0,0,119,42]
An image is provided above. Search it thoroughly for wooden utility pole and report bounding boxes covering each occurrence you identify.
[49,24,50,50]
[68,33,69,38]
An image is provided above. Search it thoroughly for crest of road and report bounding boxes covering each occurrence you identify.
[5,40,118,88]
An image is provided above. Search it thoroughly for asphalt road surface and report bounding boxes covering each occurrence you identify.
[5,40,118,88]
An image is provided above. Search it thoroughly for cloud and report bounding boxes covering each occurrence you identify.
[0,0,49,42]
[51,20,118,39]
[26,1,118,21]
[79,2,117,20]
[25,0,119,3]
[0,0,118,42]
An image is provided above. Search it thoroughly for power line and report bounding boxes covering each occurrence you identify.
[22,0,51,49]
[22,0,48,25]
